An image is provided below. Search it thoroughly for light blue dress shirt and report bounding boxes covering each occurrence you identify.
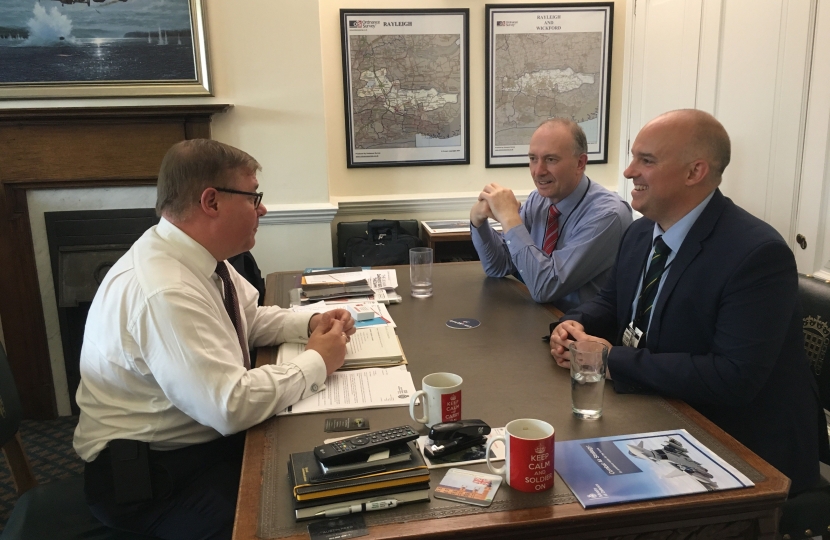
[471,175,633,311]
[630,190,717,332]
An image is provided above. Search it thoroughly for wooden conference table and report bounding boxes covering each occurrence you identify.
[233,262,789,540]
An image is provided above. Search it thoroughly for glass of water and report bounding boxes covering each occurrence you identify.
[409,247,433,298]
[569,341,608,420]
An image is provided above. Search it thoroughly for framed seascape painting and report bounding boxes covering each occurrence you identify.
[0,0,211,99]
[340,9,470,168]
[485,3,613,166]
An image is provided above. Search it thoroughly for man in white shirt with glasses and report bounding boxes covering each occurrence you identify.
[74,139,354,540]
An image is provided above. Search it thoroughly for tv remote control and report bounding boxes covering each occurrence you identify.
[314,425,419,466]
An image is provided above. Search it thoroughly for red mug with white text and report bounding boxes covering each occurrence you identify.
[486,419,555,492]
[409,372,462,428]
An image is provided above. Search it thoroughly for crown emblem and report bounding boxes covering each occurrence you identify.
[535,442,547,454]
[803,315,829,375]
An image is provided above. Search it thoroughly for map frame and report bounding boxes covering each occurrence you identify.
[485,3,614,167]
[340,9,470,168]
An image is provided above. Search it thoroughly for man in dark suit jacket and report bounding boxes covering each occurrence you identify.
[550,109,822,495]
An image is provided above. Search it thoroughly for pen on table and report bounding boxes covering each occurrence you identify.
[315,499,398,518]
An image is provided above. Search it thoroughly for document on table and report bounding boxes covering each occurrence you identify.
[291,300,396,328]
[277,365,416,416]
[363,269,398,290]
[277,325,405,369]
[302,270,367,284]
[302,269,397,290]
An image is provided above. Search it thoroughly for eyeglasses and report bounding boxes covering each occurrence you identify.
[212,187,264,209]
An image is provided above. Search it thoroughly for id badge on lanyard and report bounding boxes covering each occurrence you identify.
[622,323,643,348]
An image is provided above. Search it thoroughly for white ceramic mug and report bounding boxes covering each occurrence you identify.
[486,419,555,492]
[409,372,462,427]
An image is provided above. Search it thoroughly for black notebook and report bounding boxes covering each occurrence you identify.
[288,441,429,502]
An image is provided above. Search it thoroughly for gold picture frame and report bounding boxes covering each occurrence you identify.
[0,0,211,99]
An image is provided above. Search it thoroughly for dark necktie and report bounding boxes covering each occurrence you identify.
[215,262,251,370]
[542,205,561,255]
[633,236,672,343]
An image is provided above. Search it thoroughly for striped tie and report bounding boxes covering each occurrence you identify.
[542,205,561,255]
[633,236,672,344]
[215,262,251,369]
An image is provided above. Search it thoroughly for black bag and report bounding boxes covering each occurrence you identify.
[343,219,421,267]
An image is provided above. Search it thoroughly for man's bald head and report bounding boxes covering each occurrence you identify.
[536,117,588,157]
[626,109,731,230]
[652,109,731,182]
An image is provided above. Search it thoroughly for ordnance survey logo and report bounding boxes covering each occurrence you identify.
[349,20,379,29]
[496,20,518,26]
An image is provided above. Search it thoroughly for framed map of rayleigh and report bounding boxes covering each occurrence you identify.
[485,3,613,167]
[340,9,469,168]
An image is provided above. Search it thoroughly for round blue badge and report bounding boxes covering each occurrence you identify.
[446,318,481,330]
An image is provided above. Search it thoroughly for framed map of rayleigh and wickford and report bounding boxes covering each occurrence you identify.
[485,3,613,167]
[340,9,469,168]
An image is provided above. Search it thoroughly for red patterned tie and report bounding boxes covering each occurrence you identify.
[542,205,561,255]
[215,262,251,370]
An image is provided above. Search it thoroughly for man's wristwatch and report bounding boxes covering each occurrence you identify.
[307,313,319,337]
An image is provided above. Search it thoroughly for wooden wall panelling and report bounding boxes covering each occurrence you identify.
[0,105,230,418]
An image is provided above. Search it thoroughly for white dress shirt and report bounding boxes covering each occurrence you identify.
[74,218,326,461]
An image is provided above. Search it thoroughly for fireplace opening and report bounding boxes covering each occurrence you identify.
[45,209,160,414]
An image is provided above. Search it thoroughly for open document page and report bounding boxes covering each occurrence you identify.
[277,365,416,416]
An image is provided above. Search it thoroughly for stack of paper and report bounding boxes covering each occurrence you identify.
[278,365,416,416]
[301,268,402,304]
[277,325,405,369]
[302,268,373,301]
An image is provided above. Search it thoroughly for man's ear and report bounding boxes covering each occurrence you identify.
[199,188,221,217]
[685,159,710,186]
[576,153,588,172]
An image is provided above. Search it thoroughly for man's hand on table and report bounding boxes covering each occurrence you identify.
[309,309,355,337]
[307,312,352,374]
[550,320,613,379]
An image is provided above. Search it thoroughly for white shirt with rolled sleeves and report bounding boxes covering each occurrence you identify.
[73,218,326,461]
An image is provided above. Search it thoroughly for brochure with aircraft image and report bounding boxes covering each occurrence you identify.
[554,429,754,508]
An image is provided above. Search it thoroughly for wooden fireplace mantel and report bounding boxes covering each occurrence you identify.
[0,104,231,418]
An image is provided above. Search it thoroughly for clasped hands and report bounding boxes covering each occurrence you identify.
[470,183,523,232]
[307,310,356,374]
[550,320,613,379]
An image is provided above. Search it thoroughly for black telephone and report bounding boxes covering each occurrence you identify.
[424,419,491,459]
